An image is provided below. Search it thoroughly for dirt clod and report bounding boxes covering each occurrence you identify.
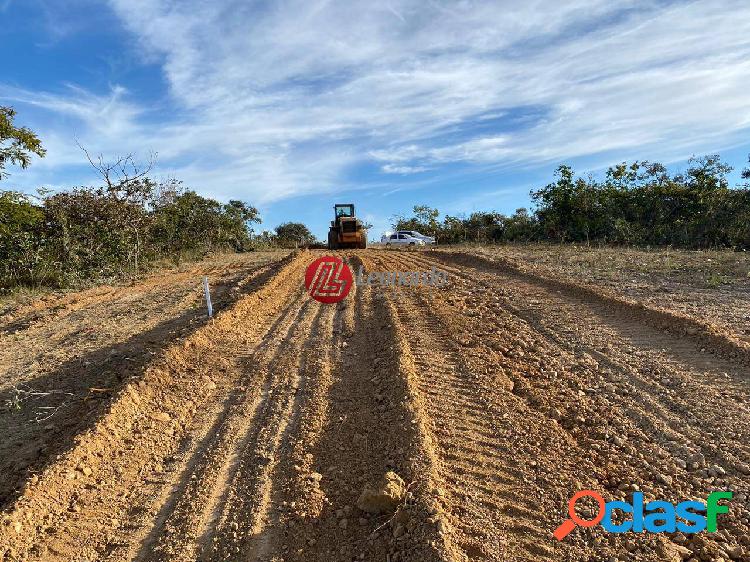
[357,471,406,515]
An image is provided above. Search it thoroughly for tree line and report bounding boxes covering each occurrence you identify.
[394,155,750,249]
[0,177,261,291]
[1,106,318,293]
[5,102,749,293]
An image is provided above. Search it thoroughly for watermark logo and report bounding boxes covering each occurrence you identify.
[554,490,733,540]
[305,256,353,303]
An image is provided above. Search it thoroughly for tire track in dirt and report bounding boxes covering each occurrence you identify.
[368,251,730,561]
[107,250,446,562]
[390,294,547,561]
[5,248,748,562]
[232,259,350,562]
[0,255,287,337]
[416,251,750,471]
[363,251,588,562]
[0,252,309,561]
[217,253,446,562]
[397,250,750,561]
[431,250,750,365]
[206,297,323,561]
[201,297,330,559]
[418,250,750,460]
[120,287,312,561]
[0,253,286,512]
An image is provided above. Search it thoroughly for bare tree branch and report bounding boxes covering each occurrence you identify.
[76,140,158,198]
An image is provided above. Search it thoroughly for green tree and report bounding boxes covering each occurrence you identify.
[0,107,46,180]
[686,154,732,192]
[531,165,576,241]
[274,222,316,247]
[151,191,223,262]
[43,187,149,283]
[464,211,505,242]
[438,215,467,243]
[504,208,537,241]
[412,205,440,235]
[220,200,261,251]
[393,205,441,239]
[0,191,47,288]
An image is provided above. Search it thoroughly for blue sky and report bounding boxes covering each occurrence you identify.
[2,0,750,239]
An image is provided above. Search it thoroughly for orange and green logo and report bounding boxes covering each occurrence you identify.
[554,490,732,540]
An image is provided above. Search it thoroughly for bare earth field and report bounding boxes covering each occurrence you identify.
[0,252,289,511]
[465,244,750,345]
[1,247,749,562]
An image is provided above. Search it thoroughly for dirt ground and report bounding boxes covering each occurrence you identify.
[0,251,289,510]
[465,244,750,345]
[1,248,748,562]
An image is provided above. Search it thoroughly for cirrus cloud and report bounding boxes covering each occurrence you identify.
[5,0,750,204]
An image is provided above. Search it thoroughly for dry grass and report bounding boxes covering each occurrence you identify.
[465,243,750,288]
[447,242,750,342]
[0,286,49,316]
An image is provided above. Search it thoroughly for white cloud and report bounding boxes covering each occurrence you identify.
[0,84,150,190]
[2,84,141,138]
[7,0,750,200]
[382,163,428,174]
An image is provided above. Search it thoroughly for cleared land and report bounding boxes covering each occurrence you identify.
[0,248,748,562]
[466,244,750,344]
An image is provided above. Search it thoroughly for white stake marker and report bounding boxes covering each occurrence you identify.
[203,276,213,318]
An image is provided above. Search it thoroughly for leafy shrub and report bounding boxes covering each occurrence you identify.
[0,182,261,289]
[0,191,47,290]
[273,222,317,247]
[1,107,270,290]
